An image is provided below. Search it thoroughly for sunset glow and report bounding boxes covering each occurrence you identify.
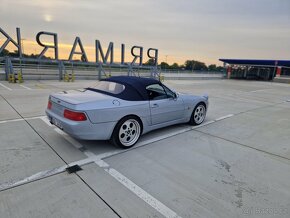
[1,0,289,66]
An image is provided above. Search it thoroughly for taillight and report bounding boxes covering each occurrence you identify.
[47,100,52,110]
[64,109,87,121]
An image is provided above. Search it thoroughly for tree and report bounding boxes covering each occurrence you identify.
[170,63,179,69]
[179,64,186,70]
[184,60,207,71]
[7,50,20,57]
[143,58,156,66]
[208,64,217,71]
[159,62,170,70]
[0,48,10,57]
[216,66,224,72]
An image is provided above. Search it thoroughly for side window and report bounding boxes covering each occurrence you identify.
[146,84,168,100]
[163,85,176,98]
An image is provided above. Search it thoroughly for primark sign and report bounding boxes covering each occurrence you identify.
[0,27,159,66]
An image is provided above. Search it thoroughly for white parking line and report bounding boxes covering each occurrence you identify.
[26,116,47,120]
[79,150,182,218]
[42,121,183,217]
[0,83,12,91]
[215,114,234,121]
[249,89,272,93]
[136,120,217,148]
[0,148,139,191]
[40,116,53,126]
[104,167,181,218]
[3,115,237,216]
[195,120,215,127]
[0,166,67,192]
[41,115,234,154]
[0,151,182,218]
[0,118,23,124]
[0,116,46,124]
[19,84,32,90]
[0,153,113,192]
[44,116,241,218]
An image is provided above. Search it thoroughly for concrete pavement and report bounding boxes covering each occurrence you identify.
[0,79,290,218]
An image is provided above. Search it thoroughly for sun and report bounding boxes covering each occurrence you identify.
[43,14,53,22]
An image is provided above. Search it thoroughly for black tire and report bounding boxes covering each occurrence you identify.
[110,116,142,149]
[189,103,206,126]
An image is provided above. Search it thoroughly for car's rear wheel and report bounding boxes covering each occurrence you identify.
[189,103,206,125]
[111,116,142,149]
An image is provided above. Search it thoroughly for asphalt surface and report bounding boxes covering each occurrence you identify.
[0,79,289,218]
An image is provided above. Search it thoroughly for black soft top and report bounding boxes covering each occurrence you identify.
[96,76,160,101]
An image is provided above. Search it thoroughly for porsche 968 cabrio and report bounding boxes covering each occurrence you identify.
[46,76,208,148]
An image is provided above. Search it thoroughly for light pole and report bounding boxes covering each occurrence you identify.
[165,55,168,72]
[192,60,195,73]
[19,38,26,76]
[21,38,26,56]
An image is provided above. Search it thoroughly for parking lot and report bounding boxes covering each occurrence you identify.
[0,79,290,218]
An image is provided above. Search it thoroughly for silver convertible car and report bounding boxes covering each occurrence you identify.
[46,76,208,148]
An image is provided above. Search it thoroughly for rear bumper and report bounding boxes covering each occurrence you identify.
[45,109,116,140]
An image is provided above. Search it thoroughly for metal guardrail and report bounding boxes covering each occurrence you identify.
[0,57,226,81]
[0,57,160,81]
[160,69,224,75]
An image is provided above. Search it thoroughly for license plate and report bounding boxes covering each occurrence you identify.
[51,117,63,129]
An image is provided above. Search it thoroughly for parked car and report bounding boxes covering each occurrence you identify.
[46,76,208,148]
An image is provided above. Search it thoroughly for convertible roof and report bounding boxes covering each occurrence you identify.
[101,76,160,101]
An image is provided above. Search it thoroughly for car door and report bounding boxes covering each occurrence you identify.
[146,83,185,125]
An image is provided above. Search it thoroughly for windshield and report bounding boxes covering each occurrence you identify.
[89,81,125,94]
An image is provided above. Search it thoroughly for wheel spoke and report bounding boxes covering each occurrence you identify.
[193,105,206,124]
[119,119,141,147]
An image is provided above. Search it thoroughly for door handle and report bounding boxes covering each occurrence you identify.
[151,103,159,108]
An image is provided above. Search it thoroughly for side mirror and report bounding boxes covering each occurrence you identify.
[173,92,178,99]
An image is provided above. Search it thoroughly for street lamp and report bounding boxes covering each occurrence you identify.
[192,60,195,73]
[19,38,26,76]
[21,38,26,56]
[165,55,168,72]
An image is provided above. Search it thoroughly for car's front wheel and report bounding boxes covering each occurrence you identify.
[111,116,142,149]
[189,103,206,125]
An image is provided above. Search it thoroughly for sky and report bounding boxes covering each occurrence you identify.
[0,0,290,66]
